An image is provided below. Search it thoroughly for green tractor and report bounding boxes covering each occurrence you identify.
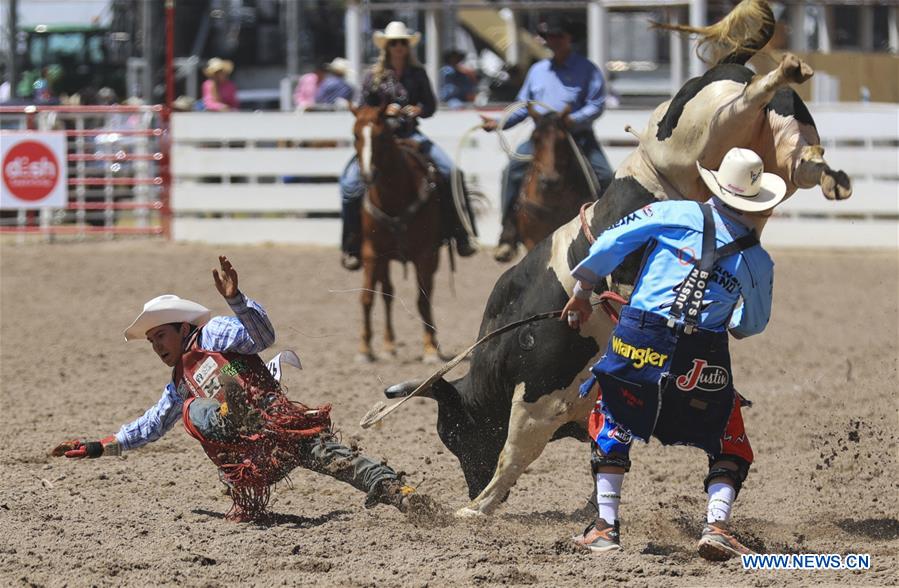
[15,23,127,101]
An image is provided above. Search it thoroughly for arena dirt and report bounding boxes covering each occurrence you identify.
[1,242,896,587]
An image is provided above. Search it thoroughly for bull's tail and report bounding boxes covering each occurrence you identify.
[651,0,775,66]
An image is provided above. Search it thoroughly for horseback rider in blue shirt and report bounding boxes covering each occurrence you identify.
[339,22,477,271]
[562,148,786,561]
[482,15,614,262]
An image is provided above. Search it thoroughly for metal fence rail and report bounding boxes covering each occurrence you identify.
[0,105,170,240]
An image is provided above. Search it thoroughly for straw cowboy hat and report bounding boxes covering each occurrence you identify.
[203,57,234,77]
[124,295,211,341]
[697,148,787,213]
[373,21,421,49]
[324,57,351,77]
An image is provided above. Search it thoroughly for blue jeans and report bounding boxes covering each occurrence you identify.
[500,132,613,220]
[340,131,454,253]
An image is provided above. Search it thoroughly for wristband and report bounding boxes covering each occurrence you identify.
[573,281,594,300]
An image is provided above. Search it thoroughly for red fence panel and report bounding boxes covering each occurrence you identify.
[0,104,170,241]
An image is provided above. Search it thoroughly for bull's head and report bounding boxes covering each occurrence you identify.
[385,378,507,499]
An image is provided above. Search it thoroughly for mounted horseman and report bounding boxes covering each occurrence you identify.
[339,21,478,272]
[380,0,853,523]
[482,15,614,263]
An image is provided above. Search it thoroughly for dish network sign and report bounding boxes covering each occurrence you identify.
[1,133,67,209]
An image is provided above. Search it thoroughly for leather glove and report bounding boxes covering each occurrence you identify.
[51,435,121,459]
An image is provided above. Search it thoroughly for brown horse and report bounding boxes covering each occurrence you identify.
[351,104,443,363]
[498,105,601,255]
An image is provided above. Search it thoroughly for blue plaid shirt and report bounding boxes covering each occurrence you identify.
[114,292,275,451]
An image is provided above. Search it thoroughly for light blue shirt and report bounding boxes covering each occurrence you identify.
[503,52,607,133]
[572,200,774,337]
[114,292,275,451]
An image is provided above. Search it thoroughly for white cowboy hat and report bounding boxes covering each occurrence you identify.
[203,57,234,77]
[373,21,421,49]
[697,148,787,213]
[124,295,211,341]
[325,57,351,77]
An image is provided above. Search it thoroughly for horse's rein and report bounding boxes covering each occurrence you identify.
[492,100,601,200]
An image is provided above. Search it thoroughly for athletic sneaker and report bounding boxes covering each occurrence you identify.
[572,519,621,552]
[698,521,753,561]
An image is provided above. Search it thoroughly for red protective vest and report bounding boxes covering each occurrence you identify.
[174,329,332,520]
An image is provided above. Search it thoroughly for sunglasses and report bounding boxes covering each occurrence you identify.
[387,39,409,47]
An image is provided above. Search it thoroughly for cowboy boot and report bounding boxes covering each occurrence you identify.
[438,177,477,257]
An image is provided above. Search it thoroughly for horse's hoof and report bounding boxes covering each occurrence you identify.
[493,243,516,263]
[422,351,441,364]
[355,352,376,364]
[455,506,485,518]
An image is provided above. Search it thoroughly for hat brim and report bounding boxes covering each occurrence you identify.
[373,31,421,49]
[697,163,787,213]
[124,302,211,341]
[203,61,234,77]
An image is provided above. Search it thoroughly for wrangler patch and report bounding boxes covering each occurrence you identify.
[611,336,669,369]
[221,359,248,377]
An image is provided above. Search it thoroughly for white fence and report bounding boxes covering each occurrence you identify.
[171,104,898,248]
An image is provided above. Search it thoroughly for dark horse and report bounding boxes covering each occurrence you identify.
[497,104,601,258]
[351,104,443,363]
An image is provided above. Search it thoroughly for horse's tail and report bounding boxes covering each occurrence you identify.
[651,0,775,66]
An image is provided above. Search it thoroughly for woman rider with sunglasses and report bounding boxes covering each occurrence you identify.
[338,21,477,271]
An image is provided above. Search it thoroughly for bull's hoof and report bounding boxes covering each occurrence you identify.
[384,380,420,399]
[355,352,376,364]
[780,53,814,85]
[455,506,485,518]
[821,169,853,201]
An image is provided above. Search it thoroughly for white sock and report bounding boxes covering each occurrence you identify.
[595,472,624,526]
[706,482,736,523]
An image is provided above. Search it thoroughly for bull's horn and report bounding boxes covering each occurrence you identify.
[385,380,422,399]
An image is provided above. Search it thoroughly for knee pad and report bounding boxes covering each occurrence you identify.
[590,441,631,473]
[704,454,751,497]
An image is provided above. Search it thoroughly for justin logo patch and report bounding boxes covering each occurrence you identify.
[193,357,218,387]
[675,359,729,392]
[750,169,761,185]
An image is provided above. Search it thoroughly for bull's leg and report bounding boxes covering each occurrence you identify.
[714,54,814,133]
[414,252,440,363]
[456,383,581,517]
[358,259,378,363]
[793,145,853,200]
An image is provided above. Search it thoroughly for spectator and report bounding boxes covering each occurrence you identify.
[294,63,326,111]
[439,49,476,109]
[33,67,56,104]
[202,58,239,112]
[314,58,355,108]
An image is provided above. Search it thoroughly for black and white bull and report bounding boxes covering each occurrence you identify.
[385,0,852,516]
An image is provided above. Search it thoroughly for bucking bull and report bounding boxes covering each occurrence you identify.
[383,0,852,516]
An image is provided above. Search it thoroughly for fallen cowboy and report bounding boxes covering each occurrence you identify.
[52,255,427,522]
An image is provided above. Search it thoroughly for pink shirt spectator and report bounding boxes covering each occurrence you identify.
[202,79,239,111]
[293,72,321,109]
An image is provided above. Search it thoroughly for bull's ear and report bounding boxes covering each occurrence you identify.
[527,102,542,122]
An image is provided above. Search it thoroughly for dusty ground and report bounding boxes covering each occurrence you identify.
[0,241,897,587]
